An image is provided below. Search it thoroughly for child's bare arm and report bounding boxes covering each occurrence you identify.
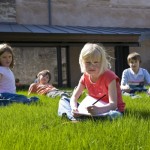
[87,79,118,115]
[70,83,85,116]
[28,83,35,95]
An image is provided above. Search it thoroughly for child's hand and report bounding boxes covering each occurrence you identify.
[71,108,81,117]
[147,88,150,95]
[123,85,131,93]
[87,106,99,115]
[124,88,131,93]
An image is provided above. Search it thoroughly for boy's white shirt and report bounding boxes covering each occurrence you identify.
[121,68,150,86]
[129,68,143,76]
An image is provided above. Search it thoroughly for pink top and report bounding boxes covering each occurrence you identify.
[28,83,57,95]
[80,70,125,112]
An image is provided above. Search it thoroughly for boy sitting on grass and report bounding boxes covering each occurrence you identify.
[28,70,69,98]
[121,52,150,96]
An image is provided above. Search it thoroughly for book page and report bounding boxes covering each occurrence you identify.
[74,95,108,116]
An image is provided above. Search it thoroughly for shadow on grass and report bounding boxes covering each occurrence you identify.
[60,115,119,123]
[124,108,150,120]
[61,108,150,122]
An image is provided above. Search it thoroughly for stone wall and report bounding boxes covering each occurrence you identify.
[51,0,150,28]
[12,47,67,86]
[2,0,150,27]
[0,0,16,22]
[15,0,49,25]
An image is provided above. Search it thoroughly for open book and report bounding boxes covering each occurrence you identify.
[74,95,109,116]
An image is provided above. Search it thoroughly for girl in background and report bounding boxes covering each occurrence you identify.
[0,43,38,105]
[28,70,69,98]
[0,43,16,93]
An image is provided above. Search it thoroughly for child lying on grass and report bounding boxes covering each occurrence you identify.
[58,43,125,121]
[28,70,70,98]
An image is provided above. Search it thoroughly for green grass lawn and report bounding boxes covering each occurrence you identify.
[0,91,150,150]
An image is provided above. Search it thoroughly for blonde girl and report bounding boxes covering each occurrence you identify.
[70,43,125,117]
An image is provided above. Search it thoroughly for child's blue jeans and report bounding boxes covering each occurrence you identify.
[0,92,39,106]
[58,97,76,121]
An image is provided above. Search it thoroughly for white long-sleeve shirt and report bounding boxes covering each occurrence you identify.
[0,66,16,93]
[121,68,150,89]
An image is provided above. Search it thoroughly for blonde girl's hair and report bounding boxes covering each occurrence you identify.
[37,70,51,83]
[0,43,14,68]
[79,43,110,74]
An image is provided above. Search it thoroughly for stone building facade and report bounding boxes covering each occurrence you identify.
[51,0,150,28]
[0,0,16,23]
[0,0,150,87]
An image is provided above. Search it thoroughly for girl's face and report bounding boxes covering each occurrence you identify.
[39,74,49,84]
[0,51,12,67]
[84,58,101,77]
